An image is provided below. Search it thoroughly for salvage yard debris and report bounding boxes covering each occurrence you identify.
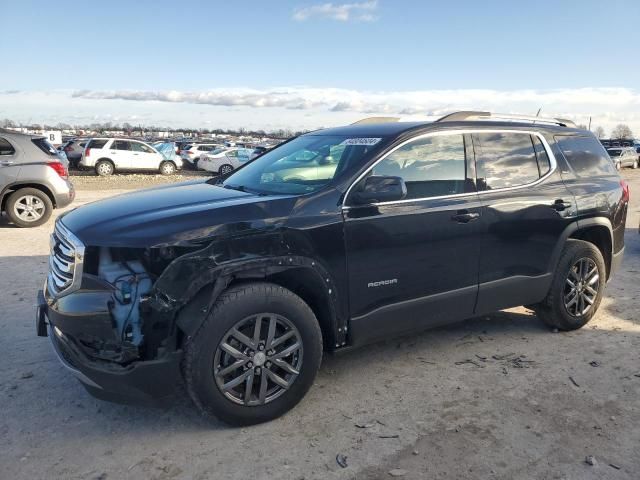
[455,352,536,372]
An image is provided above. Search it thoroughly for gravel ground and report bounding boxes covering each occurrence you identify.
[69,169,212,191]
[0,170,639,480]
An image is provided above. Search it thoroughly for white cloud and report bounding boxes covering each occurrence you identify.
[2,87,640,134]
[292,1,378,22]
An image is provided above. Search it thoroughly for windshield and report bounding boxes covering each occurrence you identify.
[606,149,622,157]
[221,135,379,195]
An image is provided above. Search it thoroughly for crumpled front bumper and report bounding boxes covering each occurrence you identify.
[37,289,183,406]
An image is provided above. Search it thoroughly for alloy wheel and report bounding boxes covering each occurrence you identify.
[13,195,46,222]
[213,313,303,406]
[220,165,233,175]
[564,257,600,317]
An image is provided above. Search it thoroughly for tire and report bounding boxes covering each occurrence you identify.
[633,159,638,169]
[95,159,114,176]
[160,161,176,175]
[218,164,233,175]
[184,282,323,426]
[534,239,606,331]
[5,187,53,227]
[193,159,199,170]
[615,161,621,171]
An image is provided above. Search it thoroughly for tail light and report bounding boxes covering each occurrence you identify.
[187,151,194,155]
[48,161,69,179]
[85,148,91,157]
[621,179,630,202]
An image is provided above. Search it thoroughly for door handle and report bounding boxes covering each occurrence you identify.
[0,160,14,166]
[451,210,480,223]
[551,199,572,211]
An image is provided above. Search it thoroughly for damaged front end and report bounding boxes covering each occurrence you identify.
[40,217,344,405]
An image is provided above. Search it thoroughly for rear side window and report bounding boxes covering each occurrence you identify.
[472,132,540,190]
[0,137,15,155]
[113,140,131,150]
[31,138,58,156]
[532,136,551,175]
[557,136,616,176]
[87,139,108,149]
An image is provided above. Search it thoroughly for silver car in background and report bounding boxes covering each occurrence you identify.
[606,147,639,170]
[0,129,75,227]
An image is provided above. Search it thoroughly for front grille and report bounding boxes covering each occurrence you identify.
[47,221,84,297]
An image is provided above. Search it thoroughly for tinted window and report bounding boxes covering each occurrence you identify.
[0,137,15,155]
[87,139,108,149]
[473,132,540,190]
[373,134,469,199]
[606,149,622,157]
[558,136,616,176]
[31,138,58,156]
[113,140,131,151]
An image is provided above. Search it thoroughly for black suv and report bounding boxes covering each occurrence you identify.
[36,112,628,425]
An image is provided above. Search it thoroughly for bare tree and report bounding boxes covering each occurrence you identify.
[593,126,606,139]
[611,124,633,139]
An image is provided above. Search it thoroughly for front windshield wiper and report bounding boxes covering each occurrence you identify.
[222,184,269,196]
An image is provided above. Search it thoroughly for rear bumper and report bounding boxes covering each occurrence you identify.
[37,289,183,406]
[610,246,624,279]
[52,179,75,208]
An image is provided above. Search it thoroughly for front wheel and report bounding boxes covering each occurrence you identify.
[183,282,322,425]
[218,164,233,175]
[159,161,176,175]
[533,239,606,330]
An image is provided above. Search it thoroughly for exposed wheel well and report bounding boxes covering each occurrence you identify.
[1,183,57,211]
[569,226,612,279]
[228,269,336,350]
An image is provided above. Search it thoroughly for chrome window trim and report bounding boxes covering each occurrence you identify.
[342,129,558,209]
[46,219,85,298]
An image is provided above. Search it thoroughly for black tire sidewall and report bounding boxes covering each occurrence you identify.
[160,162,175,175]
[544,240,606,330]
[95,160,114,176]
[185,283,322,425]
[6,188,53,227]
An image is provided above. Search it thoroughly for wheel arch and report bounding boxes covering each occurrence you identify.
[170,258,343,352]
[549,218,614,280]
[1,182,57,210]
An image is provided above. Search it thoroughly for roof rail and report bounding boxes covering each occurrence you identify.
[435,111,577,128]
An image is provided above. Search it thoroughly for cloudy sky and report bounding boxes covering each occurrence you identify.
[1,0,639,134]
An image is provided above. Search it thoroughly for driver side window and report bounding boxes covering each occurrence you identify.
[372,134,471,200]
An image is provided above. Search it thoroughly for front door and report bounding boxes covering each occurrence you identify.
[344,132,483,346]
[130,141,159,170]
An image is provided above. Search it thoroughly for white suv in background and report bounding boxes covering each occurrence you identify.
[180,143,221,169]
[80,138,182,176]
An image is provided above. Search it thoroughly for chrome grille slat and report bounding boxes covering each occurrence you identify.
[47,221,84,297]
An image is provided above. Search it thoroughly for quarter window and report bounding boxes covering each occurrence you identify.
[557,135,616,176]
[372,134,470,200]
[0,137,15,155]
[473,132,540,190]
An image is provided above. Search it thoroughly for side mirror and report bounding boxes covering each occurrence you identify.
[351,175,407,205]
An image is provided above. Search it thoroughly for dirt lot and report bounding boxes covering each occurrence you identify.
[1,171,639,480]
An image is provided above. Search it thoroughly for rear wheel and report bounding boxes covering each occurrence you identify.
[218,164,233,175]
[534,239,606,330]
[5,187,53,227]
[160,161,176,175]
[184,282,322,425]
[95,159,114,176]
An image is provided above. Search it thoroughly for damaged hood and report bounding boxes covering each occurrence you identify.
[60,179,296,247]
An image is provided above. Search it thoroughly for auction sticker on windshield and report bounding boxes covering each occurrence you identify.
[340,138,382,146]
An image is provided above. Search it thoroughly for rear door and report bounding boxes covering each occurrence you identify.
[344,132,483,345]
[110,140,133,168]
[471,130,576,314]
